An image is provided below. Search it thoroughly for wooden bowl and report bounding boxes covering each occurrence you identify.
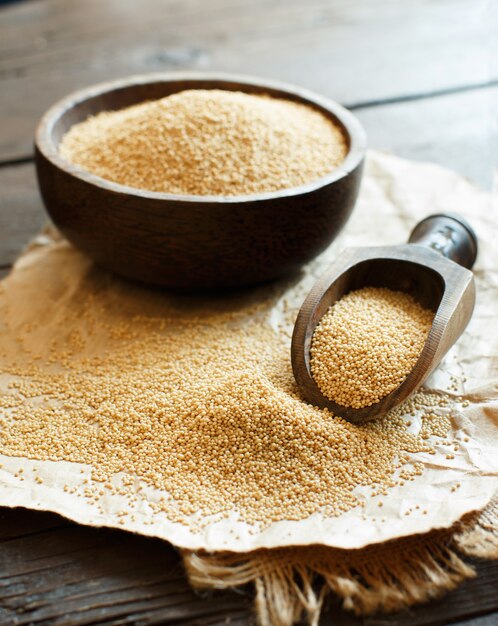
[35,73,366,291]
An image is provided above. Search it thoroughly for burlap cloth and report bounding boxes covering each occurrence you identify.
[0,151,497,625]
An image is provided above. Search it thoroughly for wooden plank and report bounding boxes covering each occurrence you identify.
[0,508,253,626]
[0,162,46,267]
[0,508,497,626]
[355,85,498,191]
[0,0,495,160]
[452,616,498,626]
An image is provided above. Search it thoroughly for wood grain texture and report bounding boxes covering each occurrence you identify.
[0,507,497,626]
[0,0,495,161]
[0,162,46,267]
[451,616,498,626]
[355,85,498,191]
[0,509,253,626]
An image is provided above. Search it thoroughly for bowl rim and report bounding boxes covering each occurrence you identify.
[35,71,367,204]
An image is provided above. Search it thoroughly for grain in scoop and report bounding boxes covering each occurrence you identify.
[311,287,434,409]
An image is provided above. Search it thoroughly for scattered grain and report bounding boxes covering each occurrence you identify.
[0,275,451,529]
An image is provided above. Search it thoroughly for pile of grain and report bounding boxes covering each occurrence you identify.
[0,278,451,529]
[59,89,347,196]
[311,287,434,409]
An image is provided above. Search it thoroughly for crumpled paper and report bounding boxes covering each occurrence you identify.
[0,150,497,552]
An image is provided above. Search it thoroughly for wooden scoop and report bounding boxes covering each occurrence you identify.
[291,213,477,423]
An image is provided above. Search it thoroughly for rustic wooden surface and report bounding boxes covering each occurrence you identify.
[0,0,496,624]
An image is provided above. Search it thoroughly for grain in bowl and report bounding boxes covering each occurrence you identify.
[59,89,348,196]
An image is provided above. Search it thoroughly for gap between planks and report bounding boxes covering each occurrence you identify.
[0,78,497,170]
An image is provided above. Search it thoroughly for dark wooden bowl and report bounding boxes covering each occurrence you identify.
[35,73,366,291]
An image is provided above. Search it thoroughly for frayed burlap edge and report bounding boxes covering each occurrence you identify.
[182,496,497,626]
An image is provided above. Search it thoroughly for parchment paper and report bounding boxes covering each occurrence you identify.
[0,150,497,552]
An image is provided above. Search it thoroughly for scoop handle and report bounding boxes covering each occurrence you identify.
[407,213,477,269]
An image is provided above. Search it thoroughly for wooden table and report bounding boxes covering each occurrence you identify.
[0,1,497,624]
